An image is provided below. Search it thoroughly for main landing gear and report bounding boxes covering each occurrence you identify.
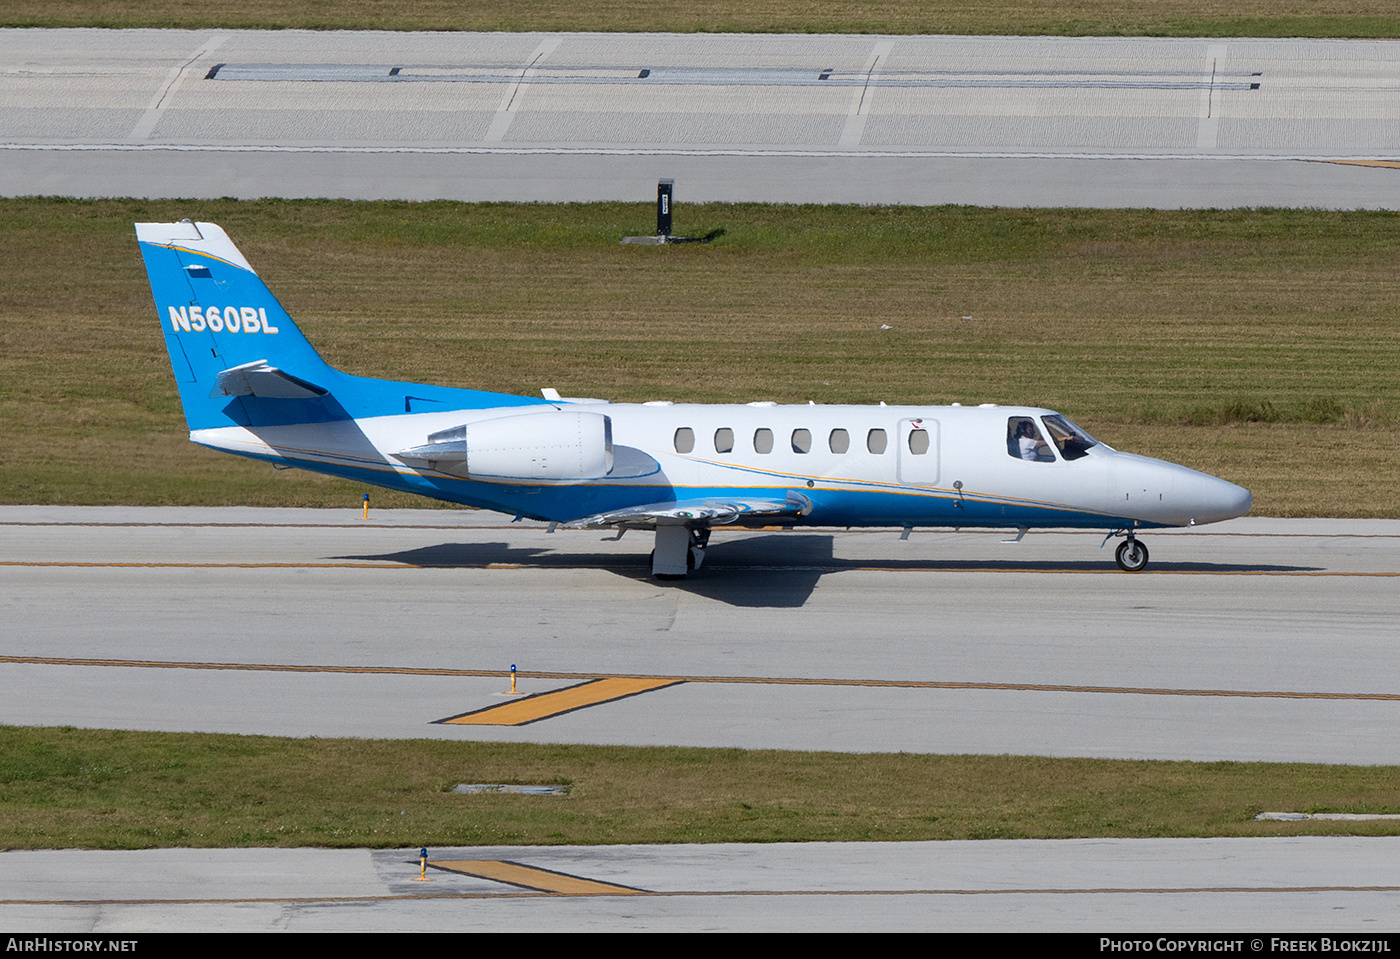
[650,525,709,579]
[1114,534,1150,573]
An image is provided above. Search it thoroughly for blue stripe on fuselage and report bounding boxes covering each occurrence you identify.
[201,441,1156,530]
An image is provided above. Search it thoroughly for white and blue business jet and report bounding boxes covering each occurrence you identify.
[138,220,1252,578]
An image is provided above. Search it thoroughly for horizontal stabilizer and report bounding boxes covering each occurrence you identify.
[210,359,328,399]
[566,491,813,530]
[541,387,609,405]
[136,220,255,272]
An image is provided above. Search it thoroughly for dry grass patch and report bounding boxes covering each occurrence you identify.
[2,0,1397,37]
[2,199,1396,514]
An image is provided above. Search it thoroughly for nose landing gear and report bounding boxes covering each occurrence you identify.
[1114,535,1150,572]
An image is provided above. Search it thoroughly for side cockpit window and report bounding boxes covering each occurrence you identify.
[1007,417,1054,462]
[1042,414,1098,461]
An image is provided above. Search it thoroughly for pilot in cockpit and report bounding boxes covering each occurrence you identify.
[1010,417,1054,462]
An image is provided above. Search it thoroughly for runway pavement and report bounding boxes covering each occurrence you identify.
[3,507,1398,764]
[6,28,1400,932]
[2,29,1399,206]
[5,838,1400,931]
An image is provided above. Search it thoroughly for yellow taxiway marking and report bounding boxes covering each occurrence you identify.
[4,656,1400,704]
[430,860,644,895]
[440,677,683,725]
[1324,159,1400,169]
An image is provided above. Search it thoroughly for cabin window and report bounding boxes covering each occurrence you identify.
[791,429,812,453]
[1007,416,1054,462]
[674,427,695,454]
[753,428,774,454]
[714,427,734,453]
[1041,414,1098,461]
[908,428,930,455]
[867,429,887,454]
[829,429,850,454]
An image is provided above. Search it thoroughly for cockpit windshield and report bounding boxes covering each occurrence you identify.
[1041,414,1098,461]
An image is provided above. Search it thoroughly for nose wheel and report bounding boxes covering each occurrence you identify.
[1114,537,1150,572]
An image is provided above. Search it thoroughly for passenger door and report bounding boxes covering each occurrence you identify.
[896,417,940,486]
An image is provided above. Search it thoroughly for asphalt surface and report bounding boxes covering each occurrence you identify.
[3,29,1399,206]
[5,839,1400,931]
[3,507,1397,764]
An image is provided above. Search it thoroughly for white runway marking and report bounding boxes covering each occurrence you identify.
[126,34,227,141]
[484,35,561,143]
[838,38,892,148]
[5,31,1399,205]
[1195,43,1227,151]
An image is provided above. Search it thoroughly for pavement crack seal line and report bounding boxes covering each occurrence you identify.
[4,656,1399,706]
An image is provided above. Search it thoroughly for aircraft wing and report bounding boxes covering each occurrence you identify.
[566,491,813,529]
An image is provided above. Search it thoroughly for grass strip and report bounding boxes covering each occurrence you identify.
[2,198,1397,516]
[3,1,1398,38]
[3,725,1400,849]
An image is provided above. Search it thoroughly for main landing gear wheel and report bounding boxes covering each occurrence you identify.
[1115,538,1150,572]
[649,525,705,580]
[648,548,695,580]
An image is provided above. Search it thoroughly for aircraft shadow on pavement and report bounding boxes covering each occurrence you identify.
[334,535,834,608]
[334,535,1322,610]
[338,542,572,568]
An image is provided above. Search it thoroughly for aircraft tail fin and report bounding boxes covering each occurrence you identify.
[137,220,339,431]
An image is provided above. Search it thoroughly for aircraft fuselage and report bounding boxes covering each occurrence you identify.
[190,400,1250,532]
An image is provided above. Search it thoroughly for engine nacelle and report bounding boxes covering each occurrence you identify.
[397,410,613,481]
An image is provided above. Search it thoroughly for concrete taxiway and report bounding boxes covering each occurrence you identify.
[3,507,1397,764]
[2,30,1399,206]
[3,513,1394,931]
[5,838,1400,931]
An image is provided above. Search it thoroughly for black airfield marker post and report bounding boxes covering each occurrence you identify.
[656,178,674,238]
[621,179,723,246]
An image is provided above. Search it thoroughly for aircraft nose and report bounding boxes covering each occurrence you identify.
[1194,475,1252,525]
